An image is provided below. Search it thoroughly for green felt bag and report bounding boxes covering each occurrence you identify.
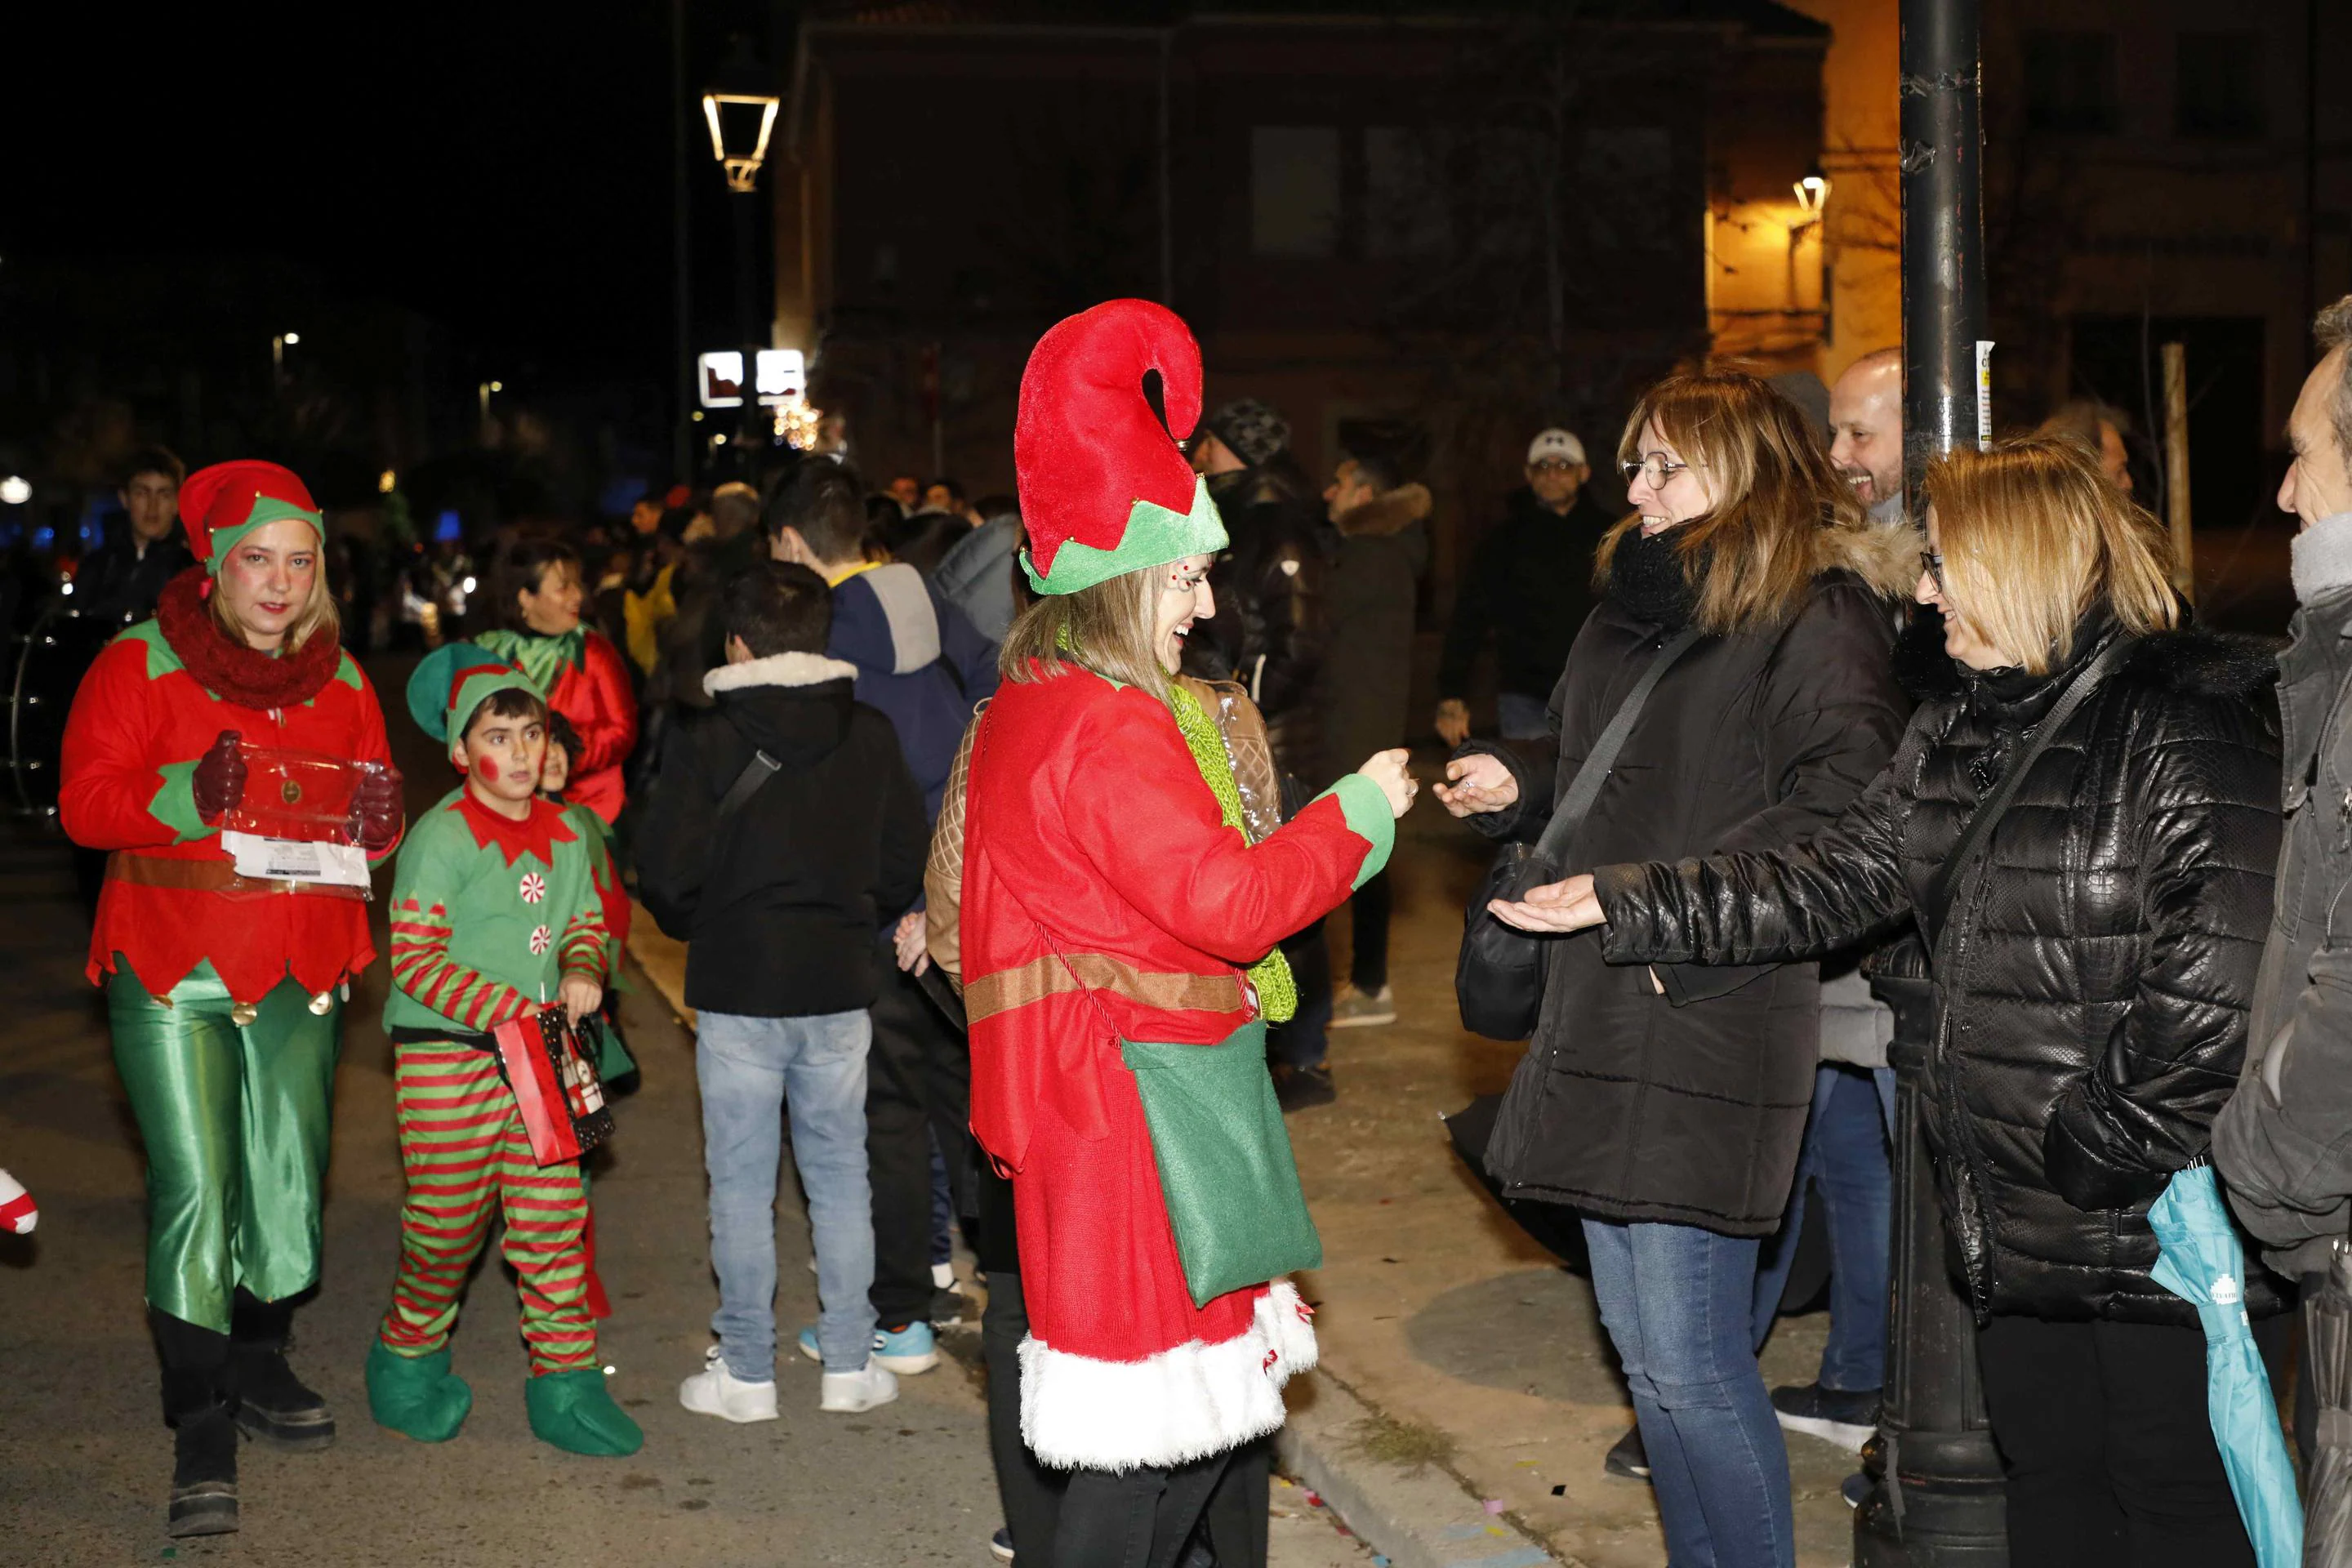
[1123,1020,1322,1308]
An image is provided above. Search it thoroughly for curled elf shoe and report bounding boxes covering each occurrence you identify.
[229,1341,336,1450]
[366,1341,472,1443]
[525,1367,644,1457]
[167,1402,239,1538]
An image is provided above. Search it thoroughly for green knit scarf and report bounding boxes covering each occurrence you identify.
[1165,681,1297,1022]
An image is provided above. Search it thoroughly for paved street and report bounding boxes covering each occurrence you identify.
[0,676,1372,1568]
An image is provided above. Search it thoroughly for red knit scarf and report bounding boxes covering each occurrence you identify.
[156,567,342,709]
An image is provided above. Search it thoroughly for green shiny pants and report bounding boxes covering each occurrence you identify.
[107,957,342,1334]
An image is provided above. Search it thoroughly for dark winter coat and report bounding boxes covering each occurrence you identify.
[1438,488,1617,705]
[1466,525,1915,1236]
[1592,616,2287,1324]
[1322,483,1431,785]
[829,562,1000,820]
[636,651,930,1018]
[1184,460,1333,783]
[75,528,194,630]
[2215,580,2352,1278]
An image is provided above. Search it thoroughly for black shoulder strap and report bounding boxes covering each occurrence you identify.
[1532,625,1704,863]
[1917,635,2134,957]
[715,749,782,825]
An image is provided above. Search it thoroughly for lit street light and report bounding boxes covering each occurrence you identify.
[0,476,30,506]
[703,37,782,470]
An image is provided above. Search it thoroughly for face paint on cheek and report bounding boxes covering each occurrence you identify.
[475,755,503,784]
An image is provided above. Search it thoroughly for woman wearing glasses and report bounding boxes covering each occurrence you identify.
[1494,436,2286,1566]
[1437,370,1913,1568]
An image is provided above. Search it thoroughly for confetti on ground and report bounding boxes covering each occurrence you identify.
[1304,1491,1324,1508]
[1483,1498,1506,1514]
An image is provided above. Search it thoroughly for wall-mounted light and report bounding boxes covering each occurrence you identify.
[1793,173,1830,219]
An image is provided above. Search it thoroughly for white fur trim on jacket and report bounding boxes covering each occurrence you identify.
[702,650,860,697]
[1018,1279,1319,1472]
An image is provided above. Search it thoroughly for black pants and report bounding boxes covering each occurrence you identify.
[982,1260,1066,1560]
[1052,1440,1270,1568]
[866,942,971,1327]
[1348,869,1391,993]
[1975,1315,2252,1567]
[1267,920,1330,1070]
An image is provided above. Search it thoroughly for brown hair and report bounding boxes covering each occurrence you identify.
[1923,436,2178,675]
[1595,369,1862,634]
[999,564,1169,702]
[2315,294,2352,469]
[496,537,583,631]
[209,529,340,653]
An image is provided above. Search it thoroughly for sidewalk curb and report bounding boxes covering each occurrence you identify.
[1278,1367,1566,1568]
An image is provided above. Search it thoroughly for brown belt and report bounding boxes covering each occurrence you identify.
[965,951,1247,1025]
[106,852,319,898]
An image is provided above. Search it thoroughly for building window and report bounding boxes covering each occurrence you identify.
[2023,31,2120,135]
[1364,127,1450,259]
[2176,33,2263,139]
[1250,127,1342,258]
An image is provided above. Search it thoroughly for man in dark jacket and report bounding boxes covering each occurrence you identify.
[637,563,929,1420]
[78,446,194,629]
[1183,399,1339,1105]
[768,462,996,1356]
[1436,430,1615,746]
[2216,296,2352,1296]
[1321,452,1429,1031]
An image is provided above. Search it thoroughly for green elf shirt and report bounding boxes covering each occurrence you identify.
[385,787,609,1036]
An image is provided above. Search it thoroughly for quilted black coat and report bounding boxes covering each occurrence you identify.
[1593,617,2286,1324]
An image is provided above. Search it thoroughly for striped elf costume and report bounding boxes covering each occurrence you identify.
[363,645,639,1458]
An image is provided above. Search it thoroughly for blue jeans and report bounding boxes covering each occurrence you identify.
[1585,1218,1796,1568]
[1750,1064,1895,1392]
[1495,690,1552,740]
[696,1009,878,1377]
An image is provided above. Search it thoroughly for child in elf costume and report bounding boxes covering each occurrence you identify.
[363,644,642,1457]
[958,300,1412,1563]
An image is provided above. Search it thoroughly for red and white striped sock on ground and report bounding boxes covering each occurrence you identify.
[0,1168,36,1235]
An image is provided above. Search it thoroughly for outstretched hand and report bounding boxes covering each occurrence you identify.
[1433,751,1518,817]
[1487,873,1606,933]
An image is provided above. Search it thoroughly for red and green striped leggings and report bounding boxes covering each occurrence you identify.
[378,1040,597,1374]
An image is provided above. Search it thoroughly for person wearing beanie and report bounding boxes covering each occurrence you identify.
[363,644,640,1460]
[59,460,405,1538]
[960,299,1414,1566]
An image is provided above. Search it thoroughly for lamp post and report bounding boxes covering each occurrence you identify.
[703,38,782,474]
[1855,0,2007,1562]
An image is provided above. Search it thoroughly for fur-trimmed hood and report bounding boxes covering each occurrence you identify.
[702,650,860,696]
[1895,612,2280,704]
[1818,518,1924,601]
[702,650,863,768]
[1331,483,1431,540]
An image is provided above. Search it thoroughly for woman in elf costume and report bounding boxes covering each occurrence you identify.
[959,300,1415,1565]
[60,460,403,1538]
[476,537,637,826]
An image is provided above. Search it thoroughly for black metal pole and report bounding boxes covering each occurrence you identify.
[734,189,760,474]
[671,0,694,485]
[1856,0,2008,1562]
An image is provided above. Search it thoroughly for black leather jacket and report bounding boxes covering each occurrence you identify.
[1183,461,1332,783]
[1593,617,2287,1324]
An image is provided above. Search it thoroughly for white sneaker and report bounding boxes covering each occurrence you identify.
[819,1361,899,1414]
[678,1347,779,1423]
[1329,982,1396,1028]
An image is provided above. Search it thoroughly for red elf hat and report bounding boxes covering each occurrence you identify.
[1014,299,1227,595]
[177,460,325,571]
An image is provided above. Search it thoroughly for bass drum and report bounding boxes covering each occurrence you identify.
[7,603,118,818]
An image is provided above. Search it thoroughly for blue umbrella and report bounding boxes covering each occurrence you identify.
[2149,1161,2303,1566]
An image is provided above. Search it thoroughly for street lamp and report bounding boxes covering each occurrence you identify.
[704,38,782,470]
[271,331,300,383]
[1793,172,1830,218]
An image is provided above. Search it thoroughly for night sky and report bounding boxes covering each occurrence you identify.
[2,2,777,390]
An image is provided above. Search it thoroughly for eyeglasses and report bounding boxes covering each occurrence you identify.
[1619,455,1699,488]
[1921,548,1946,590]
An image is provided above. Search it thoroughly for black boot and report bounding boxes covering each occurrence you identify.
[226,1287,336,1450]
[154,1309,238,1538]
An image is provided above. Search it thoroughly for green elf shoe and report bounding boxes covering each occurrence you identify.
[365,1341,472,1443]
[524,1367,643,1457]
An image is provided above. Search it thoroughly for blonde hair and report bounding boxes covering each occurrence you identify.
[1923,436,2178,675]
[998,564,1170,701]
[1595,370,1863,634]
[209,533,341,653]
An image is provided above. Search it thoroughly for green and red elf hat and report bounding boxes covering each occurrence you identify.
[177,461,326,570]
[1015,299,1227,596]
[406,642,545,746]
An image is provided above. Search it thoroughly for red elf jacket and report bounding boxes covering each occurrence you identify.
[476,626,636,826]
[60,569,399,1003]
[960,664,1392,1472]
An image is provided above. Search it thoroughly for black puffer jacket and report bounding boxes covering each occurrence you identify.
[1593,616,2287,1324]
[1465,524,1915,1236]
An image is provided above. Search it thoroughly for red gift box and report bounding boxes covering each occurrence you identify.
[492,1013,613,1166]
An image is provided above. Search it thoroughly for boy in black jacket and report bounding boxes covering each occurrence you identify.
[637,562,929,1420]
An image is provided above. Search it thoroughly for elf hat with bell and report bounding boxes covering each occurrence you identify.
[177,460,325,571]
[407,642,545,746]
[1016,299,1227,596]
